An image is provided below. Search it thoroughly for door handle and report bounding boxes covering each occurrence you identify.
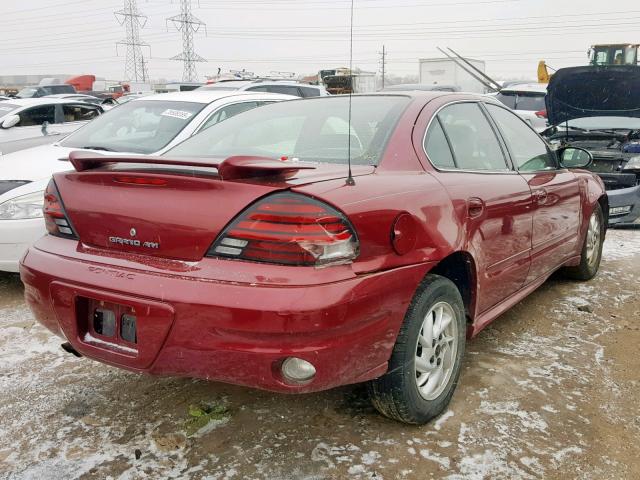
[468,197,485,219]
[533,188,548,204]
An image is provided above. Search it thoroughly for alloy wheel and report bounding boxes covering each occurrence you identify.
[414,301,458,401]
[585,210,601,268]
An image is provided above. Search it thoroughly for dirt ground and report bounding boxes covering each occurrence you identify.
[1,229,639,480]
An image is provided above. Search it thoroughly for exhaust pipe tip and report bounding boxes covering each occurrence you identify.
[61,342,82,358]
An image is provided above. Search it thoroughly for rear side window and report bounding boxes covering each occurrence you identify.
[424,119,455,168]
[437,103,508,171]
[62,104,100,122]
[486,104,556,172]
[299,86,320,97]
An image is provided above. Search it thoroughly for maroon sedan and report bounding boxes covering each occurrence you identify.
[21,93,607,424]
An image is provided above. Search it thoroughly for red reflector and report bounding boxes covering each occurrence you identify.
[114,176,168,186]
[208,192,359,266]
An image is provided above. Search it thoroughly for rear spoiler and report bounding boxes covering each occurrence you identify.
[68,151,316,180]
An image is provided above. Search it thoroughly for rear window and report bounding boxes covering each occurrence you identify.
[168,95,411,166]
[515,93,546,111]
[496,91,545,111]
[62,100,205,154]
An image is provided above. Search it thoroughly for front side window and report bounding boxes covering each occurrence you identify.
[17,105,55,126]
[299,87,320,97]
[61,100,205,153]
[437,103,508,171]
[486,104,555,172]
[168,95,411,166]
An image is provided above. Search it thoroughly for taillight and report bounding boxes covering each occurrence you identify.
[44,179,77,239]
[535,109,547,119]
[208,192,359,266]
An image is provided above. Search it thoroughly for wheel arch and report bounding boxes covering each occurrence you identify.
[429,251,478,326]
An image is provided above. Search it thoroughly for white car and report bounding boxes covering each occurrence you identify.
[0,98,103,155]
[0,90,294,272]
[493,83,548,132]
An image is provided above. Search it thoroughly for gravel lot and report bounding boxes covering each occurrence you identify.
[1,229,639,480]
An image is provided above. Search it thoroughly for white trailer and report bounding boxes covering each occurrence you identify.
[419,58,488,94]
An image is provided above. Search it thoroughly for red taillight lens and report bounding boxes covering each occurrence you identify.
[535,109,547,119]
[208,192,359,266]
[44,179,77,239]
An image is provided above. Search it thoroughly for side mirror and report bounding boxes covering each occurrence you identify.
[2,114,20,129]
[558,147,593,169]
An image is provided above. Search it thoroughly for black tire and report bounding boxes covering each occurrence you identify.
[368,274,466,424]
[563,203,605,281]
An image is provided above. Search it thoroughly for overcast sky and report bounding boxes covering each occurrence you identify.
[2,0,640,82]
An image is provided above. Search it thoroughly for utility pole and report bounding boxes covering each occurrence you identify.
[115,0,150,82]
[379,45,387,89]
[167,0,207,82]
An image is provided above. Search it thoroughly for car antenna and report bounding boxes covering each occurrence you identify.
[345,0,356,186]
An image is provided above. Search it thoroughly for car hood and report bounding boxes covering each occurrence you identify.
[546,65,640,126]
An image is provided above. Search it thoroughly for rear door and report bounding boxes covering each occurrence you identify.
[423,101,534,314]
[485,103,581,282]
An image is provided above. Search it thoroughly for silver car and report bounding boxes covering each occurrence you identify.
[0,98,103,154]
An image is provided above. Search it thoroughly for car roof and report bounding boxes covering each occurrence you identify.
[0,97,98,107]
[45,94,97,99]
[500,83,548,94]
[134,90,297,104]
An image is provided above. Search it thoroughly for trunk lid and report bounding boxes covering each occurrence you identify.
[53,155,372,261]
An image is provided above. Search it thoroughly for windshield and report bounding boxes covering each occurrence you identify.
[167,95,411,166]
[0,103,20,118]
[16,87,41,98]
[565,116,640,130]
[61,100,205,154]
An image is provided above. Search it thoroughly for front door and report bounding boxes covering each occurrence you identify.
[485,104,582,282]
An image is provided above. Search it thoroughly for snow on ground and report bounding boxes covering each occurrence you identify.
[0,229,638,479]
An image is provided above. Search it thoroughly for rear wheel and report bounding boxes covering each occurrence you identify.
[368,274,466,424]
[564,204,604,281]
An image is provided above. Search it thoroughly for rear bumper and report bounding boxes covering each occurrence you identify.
[20,238,431,393]
[0,218,45,272]
[607,184,640,226]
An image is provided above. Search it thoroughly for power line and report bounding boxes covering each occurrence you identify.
[167,0,207,82]
[115,0,150,81]
[379,45,387,89]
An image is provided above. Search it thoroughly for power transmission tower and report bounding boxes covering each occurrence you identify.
[167,0,207,82]
[115,0,150,82]
[379,45,387,89]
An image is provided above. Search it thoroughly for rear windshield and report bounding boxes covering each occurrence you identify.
[496,91,545,111]
[62,100,205,154]
[167,95,411,166]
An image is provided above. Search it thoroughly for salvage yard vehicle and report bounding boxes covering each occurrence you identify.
[0,91,294,272]
[0,98,103,155]
[543,65,640,226]
[21,92,607,424]
[493,83,548,132]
